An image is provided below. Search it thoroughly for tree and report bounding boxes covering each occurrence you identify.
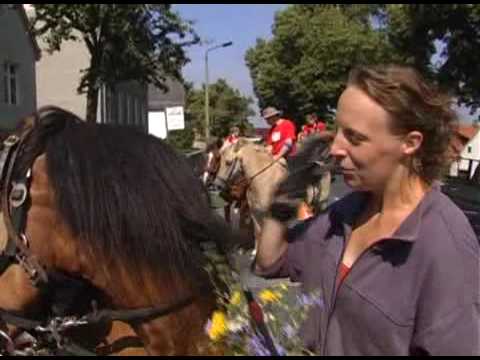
[165,124,195,151]
[31,4,199,122]
[383,4,480,113]
[245,5,399,127]
[246,4,480,125]
[186,79,255,139]
[165,79,254,150]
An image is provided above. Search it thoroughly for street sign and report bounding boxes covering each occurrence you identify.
[166,106,185,131]
[148,111,167,139]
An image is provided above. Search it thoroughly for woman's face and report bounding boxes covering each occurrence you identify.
[330,86,421,192]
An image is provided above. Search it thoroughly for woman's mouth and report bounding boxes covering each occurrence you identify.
[341,168,355,174]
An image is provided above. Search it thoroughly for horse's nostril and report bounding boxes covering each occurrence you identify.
[213,178,226,191]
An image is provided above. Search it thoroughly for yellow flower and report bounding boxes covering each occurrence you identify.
[207,311,228,341]
[230,291,242,306]
[259,289,282,304]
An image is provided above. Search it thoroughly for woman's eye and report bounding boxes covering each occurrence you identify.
[344,129,364,145]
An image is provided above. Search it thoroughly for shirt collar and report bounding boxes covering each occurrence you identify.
[332,182,442,243]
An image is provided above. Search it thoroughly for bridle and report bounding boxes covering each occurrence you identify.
[0,118,48,286]
[215,151,286,200]
[0,112,205,355]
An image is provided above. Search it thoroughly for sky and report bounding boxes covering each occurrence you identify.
[174,4,478,127]
[174,4,287,127]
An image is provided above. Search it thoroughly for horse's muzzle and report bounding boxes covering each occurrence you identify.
[213,177,227,191]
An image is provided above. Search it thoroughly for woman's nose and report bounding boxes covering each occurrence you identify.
[329,132,346,159]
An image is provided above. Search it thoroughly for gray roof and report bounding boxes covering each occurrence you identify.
[148,78,185,111]
[15,5,41,61]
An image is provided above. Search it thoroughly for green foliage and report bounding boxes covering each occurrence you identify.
[165,126,195,151]
[384,4,480,113]
[31,4,199,121]
[186,79,255,139]
[247,4,480,123]
[165,79,254,150]
[245,5,398,127]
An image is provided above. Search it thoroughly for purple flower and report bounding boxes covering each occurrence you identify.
[274,343,287,356]
[247,335,271,356]
[204,319,212,334]
[282,324,296,338]
[297,293,324,308]
[247,334,286,356]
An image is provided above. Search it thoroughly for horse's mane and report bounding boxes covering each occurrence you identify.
[231,138,273,159]
[15,107,231,300]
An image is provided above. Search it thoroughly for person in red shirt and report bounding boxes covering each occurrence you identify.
[262,106,297,161]
[298,113,327,142]
[225,125,240,145]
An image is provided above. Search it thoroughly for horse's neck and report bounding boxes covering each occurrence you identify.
[240,147,287,210]
[241,147,275,179]
[86,270,217,355]
[136,295,218,355]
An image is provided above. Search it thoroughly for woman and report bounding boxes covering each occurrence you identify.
[255,65,480,355]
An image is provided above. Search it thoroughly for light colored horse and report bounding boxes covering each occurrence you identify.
[214,134,335,246]
[214,139,288,247]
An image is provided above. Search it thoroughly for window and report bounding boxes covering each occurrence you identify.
[3,63,19,105]
[117,92,123,124]
[140,102,146,126]
[105,86,113,123]
[134,98,139,126]
[126,95,131,125]
[468,146,472,154]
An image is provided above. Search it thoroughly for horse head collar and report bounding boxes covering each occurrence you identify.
[0,116,48,287]
[214,155,243,191]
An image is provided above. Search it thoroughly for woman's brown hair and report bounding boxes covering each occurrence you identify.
[348,65,458,183]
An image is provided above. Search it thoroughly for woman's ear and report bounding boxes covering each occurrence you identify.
[402,131,423,156]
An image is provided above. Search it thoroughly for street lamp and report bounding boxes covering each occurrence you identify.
[204,41,233,144]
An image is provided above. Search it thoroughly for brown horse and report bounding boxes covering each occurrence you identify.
[0,107,232,355]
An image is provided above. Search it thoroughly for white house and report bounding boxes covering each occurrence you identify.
[0,4,40,132]
[147,79,185,139]
[25,6,148,131]
[449,125,480,179]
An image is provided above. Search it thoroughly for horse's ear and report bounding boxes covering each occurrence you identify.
[23,115,36,130]
[289,133,333,173]
[318,131,335,143]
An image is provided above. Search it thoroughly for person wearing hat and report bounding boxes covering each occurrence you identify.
[263,106,297,161]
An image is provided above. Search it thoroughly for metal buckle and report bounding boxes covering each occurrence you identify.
[3,134,20,148]
[20,233,29,248]
[10,182,28,208]
[0,329,15,355]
